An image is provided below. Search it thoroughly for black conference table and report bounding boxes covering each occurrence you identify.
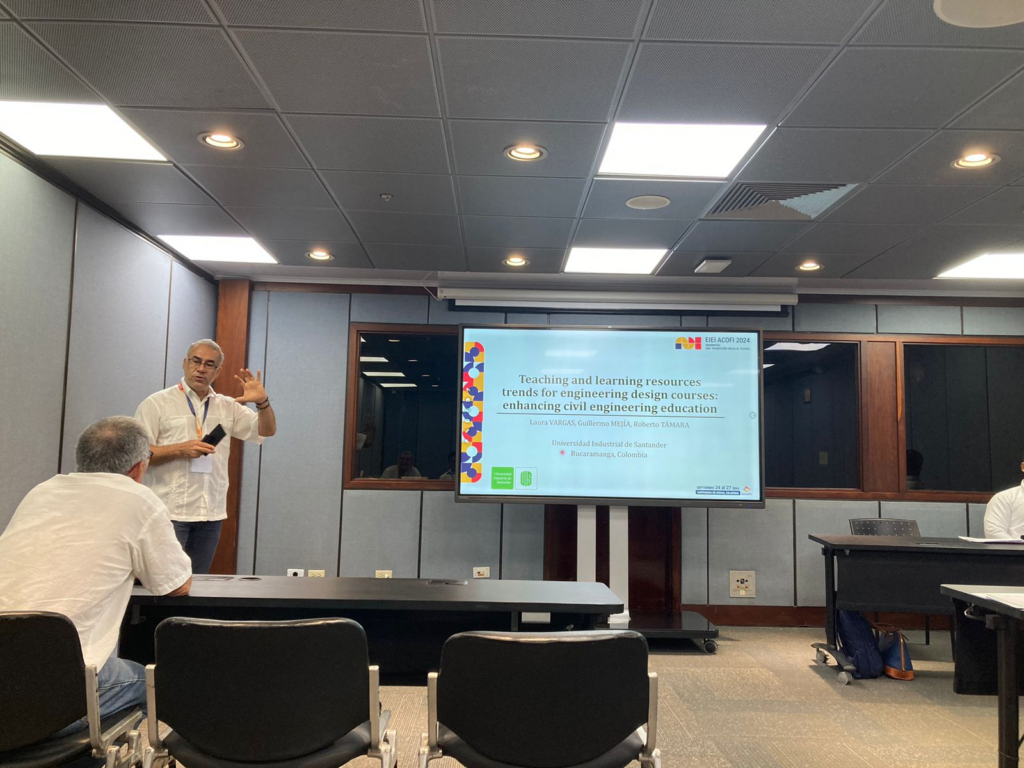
[120,575,622,682]
[808,534,1024,684]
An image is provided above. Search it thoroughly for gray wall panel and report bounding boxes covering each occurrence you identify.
[255,292,349,575]
[794,303,876,333]
[501,503,545,580]
[708,499,795,606]
[680,507,708,605]
[236,290,268,575]
[554,313,685,327]
[963,307,1024,336]
[428,298,504,326]
[339,490,421,578]
[164,261,217,387]
[707,314,794,330]
[795,499,878,607]
[350,293,428,324]
[506,312,547,325]
[879,501,967,537]
[877,305,961,335]
[0,156,75,530]
[420,491,501,579]
[969,502,987,537]
[62,207,172,472]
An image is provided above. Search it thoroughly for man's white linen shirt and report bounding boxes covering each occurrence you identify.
[135,379,265,522]
[984,480,1024,539]
[0,473,191,668]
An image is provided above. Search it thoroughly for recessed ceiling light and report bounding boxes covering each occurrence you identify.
[421,374,430,378]
[798,260,822,271]
[626,195,671,210]
[157,235,276,263]
[565,247,666,275]
[360,356,388,363]
[504,254,530,266]
[408,359,418,362]
[0,101,166,161]
[937,252,1024,279]
[763,363,775,369]
[599,123,766,178]
[694,258,731,274]
[388,338,400,343]
[307,249,333,261]
[199,132,243,150]
[431,384,439,388]
[380,382,417,388]
[505,144,547,161]
[952,152,1000,169]
[765,342,830,352]
[363,371,405,377]
[360,336,366,343]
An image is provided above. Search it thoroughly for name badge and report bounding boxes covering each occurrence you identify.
[190,455,214,474]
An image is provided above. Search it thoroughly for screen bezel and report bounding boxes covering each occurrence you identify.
[455,324,766,509]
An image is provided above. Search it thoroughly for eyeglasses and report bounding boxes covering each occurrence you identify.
[187,356,219,371]
[147,451,154,461]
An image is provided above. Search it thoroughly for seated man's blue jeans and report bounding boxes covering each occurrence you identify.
[54,655,147,737]
[173,520,222,575]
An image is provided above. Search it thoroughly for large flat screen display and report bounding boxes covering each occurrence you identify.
[457,326,764,507]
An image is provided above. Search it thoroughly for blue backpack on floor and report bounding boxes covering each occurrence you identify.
[836,610,883,679]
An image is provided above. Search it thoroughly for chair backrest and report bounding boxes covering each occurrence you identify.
[154,617,369,762]
[850,518,921,537]
[437,630,649,768]
[0,612,88,752]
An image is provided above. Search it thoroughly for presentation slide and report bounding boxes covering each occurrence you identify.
[458,327,764,507]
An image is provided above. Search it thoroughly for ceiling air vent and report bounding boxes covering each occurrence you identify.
[706,182,857,221]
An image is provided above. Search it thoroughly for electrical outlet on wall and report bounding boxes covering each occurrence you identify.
[473,566,491,579]
[286,568,305,577]
[729,570,755,598]
[308,570,325,578]
[375,570,393,579]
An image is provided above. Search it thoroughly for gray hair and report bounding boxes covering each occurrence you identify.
[186,338,224,366]
[76,417,151,474]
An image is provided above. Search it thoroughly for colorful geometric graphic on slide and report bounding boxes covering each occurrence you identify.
[461,341,484,483]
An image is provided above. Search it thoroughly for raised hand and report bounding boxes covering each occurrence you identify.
[234,368,268,404]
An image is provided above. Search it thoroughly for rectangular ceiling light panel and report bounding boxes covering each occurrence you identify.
[380,382,417,388]
[598,123,766,179]
[938,253,1024,279]
[765,342,830,352]
[158,235,277,263]
[0,102,166,161]
[565,247,667,275]
[363,371,405,377]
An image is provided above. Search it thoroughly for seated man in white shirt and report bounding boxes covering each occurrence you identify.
[381,450,422,479]
[984,453,1024,538]
[0,417,192,731]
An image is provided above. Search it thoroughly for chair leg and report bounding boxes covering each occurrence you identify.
[925,615,931,645]
[418,732,442,768]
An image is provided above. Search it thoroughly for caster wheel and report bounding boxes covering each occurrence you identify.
[703,640,718,654]
[815,649,828,664]
[836,671,852,685]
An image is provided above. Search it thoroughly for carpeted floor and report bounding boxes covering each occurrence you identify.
[140,626,999,768]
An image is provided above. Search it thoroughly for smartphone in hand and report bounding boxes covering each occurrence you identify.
[201,424,227,447]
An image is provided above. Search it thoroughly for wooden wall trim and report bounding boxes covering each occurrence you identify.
[860,340,900,493]
[210,279,251,575]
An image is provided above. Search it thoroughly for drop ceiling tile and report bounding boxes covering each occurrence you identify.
[657,251,774,277]
[737,128,930,183]
[785,48,1024,129]
[782,223,917,255]
[235,30,439,116]
[449,120,605,178]
[853,0,1024,47]
[184,166,333,208]
[457,176,587,218]
[572,218,691,248]
[822,184,999,225]
[286,115,449,174]
[437,37,630,121]
[466,246,566,274]
[645,0,873,43]
[584,179,725,220]
[227,207,357,241]
[119,109,308,168]
[45,159,212,205]
[215,0,426,31]
[28,22,268,108]
[877,130,1024,186]
[321,171,457,214]
[429,0,643,37]
[619,43,832,123]
[365,243,466,271]
[676,221,810,252]
[945,188,1024,225]
[9,0,214,22]
[348,211,462,245]
[750,252,875,278]
[463,216,574,248]
[954,71,1024,131]
[115,203,245,236]
[0,23,98,102]
[259,240,371,269]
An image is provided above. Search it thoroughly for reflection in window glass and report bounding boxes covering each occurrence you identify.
[905,345,1024,492]
[763,341,859,489]
[354,332,458,481]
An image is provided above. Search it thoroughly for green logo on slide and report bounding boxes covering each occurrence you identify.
[491,467,514,490]
[520,470,533,487]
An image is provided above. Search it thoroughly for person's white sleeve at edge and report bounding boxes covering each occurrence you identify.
[229,397,265,443]
[130,505,193,596]
[984,489,1014,538]
[133,396,160,443]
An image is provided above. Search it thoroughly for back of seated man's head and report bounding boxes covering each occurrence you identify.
[76,417,151,481]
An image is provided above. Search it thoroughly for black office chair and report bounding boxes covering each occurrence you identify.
[143,617,396,768]
[849,518,921,537]
[419,630,660,768]
[0,612,143,768]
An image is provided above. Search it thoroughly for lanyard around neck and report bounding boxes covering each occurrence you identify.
[181,385,210,438]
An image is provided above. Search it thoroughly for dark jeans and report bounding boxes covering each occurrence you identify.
[172,520,223,574]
